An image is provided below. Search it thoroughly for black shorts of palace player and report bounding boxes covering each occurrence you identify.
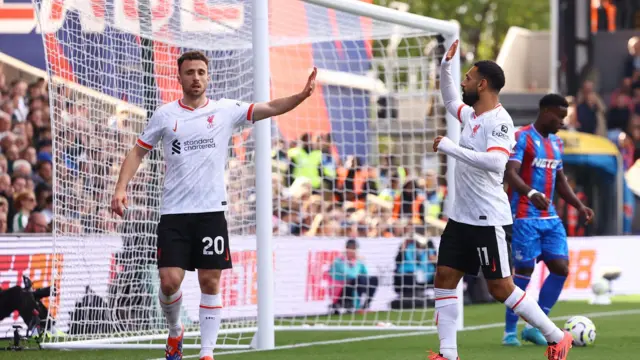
[437,219,513,280]
[156,211,232,271]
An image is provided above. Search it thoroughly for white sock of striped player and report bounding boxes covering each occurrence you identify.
[159,289,183,338]
[434,288,458,360]
[504,287,564,343]
[200,293,223,358]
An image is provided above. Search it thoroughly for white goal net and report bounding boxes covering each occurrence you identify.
[32,0,460,351]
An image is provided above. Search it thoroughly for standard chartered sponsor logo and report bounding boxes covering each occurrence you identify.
[184,138,216,151]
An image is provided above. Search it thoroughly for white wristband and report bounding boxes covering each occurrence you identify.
[527,189,541,199]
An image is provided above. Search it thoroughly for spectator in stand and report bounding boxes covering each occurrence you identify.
[424,169,444,220]
[379,168,402,203]
[607,92,632,136]
[317,133,339,195]
[24,211,48,233]
[576,80,607,137]
[339,155,377,204]
[11,190,36,233]
[379,154,407,193]
[11,175,28,198]
[287,133,323,191]
[393,179,424,223]
[32,154,52,187]
[12,159,32,178]
[9,80,28,122]
[609,77,634,105]
[624,36,640,78]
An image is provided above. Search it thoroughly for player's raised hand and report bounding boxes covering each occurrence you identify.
[579,206,595,224]
[530,192,550,210]
[301,67,317,98]
[111,189,128,217]
[433,136,444,152]
[444,39,459,62]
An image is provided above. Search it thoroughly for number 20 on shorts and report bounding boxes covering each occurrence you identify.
[203,236,225,255]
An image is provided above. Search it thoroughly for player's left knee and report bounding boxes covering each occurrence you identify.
[546,258,569,277]
[198,269,222,294]
[486,278,515,303]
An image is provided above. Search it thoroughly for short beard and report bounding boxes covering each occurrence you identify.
[462,91,479,106]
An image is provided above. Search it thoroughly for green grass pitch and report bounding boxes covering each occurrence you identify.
[3,297,640,360]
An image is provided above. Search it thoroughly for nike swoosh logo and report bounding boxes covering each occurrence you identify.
[173,120,177,132]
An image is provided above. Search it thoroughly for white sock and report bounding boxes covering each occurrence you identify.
[435,288,459,360]
[159,289,183,338]
[504,287,564,343]
[200,293,222,358]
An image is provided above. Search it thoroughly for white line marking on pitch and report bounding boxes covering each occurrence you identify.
[147,308,640,360]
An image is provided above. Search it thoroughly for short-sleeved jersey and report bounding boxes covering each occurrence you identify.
[136,98,254,215]
[450,103,515,226]
[508,124,564,219]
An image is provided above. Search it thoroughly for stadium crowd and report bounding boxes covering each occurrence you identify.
[259,133,446,239]
[565,36,640,164]
[0,63,52,234]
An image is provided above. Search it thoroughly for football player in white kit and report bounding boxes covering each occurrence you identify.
[427,40,573,360]
[110,51,317,360]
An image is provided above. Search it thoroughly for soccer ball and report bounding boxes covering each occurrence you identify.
[563,316,596,346]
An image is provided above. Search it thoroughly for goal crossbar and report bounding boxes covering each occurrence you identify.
[302,0,459,36]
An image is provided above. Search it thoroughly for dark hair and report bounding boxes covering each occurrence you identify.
[474,60,505,93]
[177,51,209,71]
[346,238,358,249]
[539,93,569,109]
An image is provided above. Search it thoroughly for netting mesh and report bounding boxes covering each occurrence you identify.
[33,0,452,349]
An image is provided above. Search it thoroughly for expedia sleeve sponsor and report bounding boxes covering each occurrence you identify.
[491,124,509,140]
[183,138,216,151]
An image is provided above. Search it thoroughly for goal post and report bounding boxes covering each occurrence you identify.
[252,0,276,351]
[30,0,463,351]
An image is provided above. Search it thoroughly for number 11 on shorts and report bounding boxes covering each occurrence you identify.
[477,246,489,266]
[203,236,225,255]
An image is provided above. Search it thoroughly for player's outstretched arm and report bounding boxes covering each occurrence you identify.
[252,67,317,122]
[434,135,507,173]
[556,168,594,223]
[440,40,466,122]
[111,145,148,217]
